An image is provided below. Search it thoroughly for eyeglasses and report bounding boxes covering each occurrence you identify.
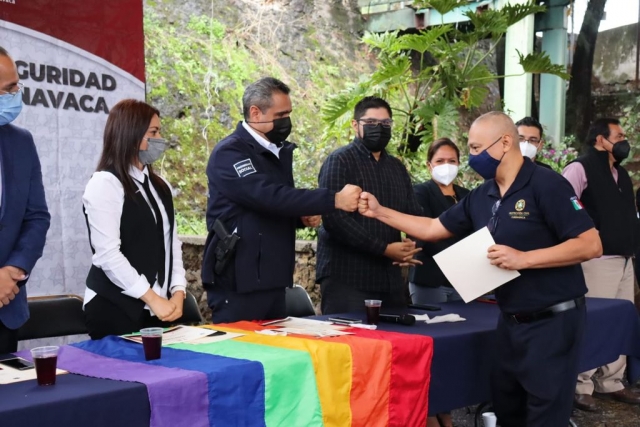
[0,82,24,98]
[518,136,540,145]
[488,200,501,234]
[358,119,394,128]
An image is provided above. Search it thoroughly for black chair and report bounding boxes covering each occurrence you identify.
[285,285,316,317]
[17,294,87,341]
[179,291,203,325]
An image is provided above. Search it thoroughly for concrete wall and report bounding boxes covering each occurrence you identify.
[592,23,638,86]
[180,237,320,322]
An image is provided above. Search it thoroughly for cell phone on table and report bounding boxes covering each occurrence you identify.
[408,303,442,311]
[328,317,362,324]
[0,357,35,370]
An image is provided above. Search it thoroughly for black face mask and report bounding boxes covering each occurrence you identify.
[611,139,631,163]
[264,117,292,146]
[360,124,392,152]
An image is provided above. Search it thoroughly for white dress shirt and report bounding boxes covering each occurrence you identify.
[242,121,282,158]
[82,166,187,315]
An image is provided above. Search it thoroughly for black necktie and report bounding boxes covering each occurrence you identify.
[140,175,166,287]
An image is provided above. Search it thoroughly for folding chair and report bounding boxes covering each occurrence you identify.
[285,284,316,317]
[17,294,87,340]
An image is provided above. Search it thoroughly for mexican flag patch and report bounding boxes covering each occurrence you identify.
[570,196,584,211]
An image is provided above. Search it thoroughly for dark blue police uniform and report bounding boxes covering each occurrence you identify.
[202,122,336,322]
[439,157,594,427]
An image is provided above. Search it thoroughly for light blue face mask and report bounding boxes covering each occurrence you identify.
[0,90,23,126]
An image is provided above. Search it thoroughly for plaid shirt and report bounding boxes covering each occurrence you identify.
[316,139,423,292]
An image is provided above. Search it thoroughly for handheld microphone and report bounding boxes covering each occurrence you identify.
[378,314,416,326]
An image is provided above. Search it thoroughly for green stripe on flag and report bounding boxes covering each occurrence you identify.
[172,341,324,427]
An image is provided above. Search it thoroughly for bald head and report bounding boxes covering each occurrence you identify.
[0,46,8,58]
[471,111,519,141]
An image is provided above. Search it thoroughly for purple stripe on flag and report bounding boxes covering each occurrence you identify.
[18,346,209,427]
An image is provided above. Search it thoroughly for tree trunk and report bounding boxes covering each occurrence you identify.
[566,0,607,146]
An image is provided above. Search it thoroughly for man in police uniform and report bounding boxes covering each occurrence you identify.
[563,118,640,410]
[358,112,602,427]
[203,77,361,323]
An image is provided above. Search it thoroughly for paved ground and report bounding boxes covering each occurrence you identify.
[447,389,640,426]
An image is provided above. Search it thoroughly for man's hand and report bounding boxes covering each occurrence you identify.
[301,215,321,228]
[335,184,362,212]
[358,192,381,218]
[487,245,529,270]
[0,267,21,308]
[164,291,185,322]
[384,239,422,265]
[141,290,177,321]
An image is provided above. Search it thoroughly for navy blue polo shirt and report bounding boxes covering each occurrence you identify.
[439,158,594,313]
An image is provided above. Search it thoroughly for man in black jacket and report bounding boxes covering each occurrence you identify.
[202,77,361,323]
[317,96,423,314]
[563,118,640,410]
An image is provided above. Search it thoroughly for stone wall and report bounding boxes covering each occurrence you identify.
[179,236,320,322]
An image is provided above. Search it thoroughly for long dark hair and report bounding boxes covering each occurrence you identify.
[96,99,169,198]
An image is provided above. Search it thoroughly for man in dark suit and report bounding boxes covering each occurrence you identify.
[0,47,51,352]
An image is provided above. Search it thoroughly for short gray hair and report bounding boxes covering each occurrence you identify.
[242,77,290,120]
[0,46,10,58]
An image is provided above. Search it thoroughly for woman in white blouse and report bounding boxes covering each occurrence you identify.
[82,99,187,339]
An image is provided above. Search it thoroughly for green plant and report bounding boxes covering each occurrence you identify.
[538,136,579,173]
[144,5,373,237]
[321,0,567,183]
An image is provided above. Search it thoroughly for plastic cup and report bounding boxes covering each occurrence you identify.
[31,346,59,386]
[482,412,497,427]
[140,327,163,360]
[364,299,382,325]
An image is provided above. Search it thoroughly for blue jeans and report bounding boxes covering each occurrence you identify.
[409,283,462,304]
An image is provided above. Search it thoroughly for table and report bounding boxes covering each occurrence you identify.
[0,324,433,427]
[0,361,149,426]
[318,297,640,414]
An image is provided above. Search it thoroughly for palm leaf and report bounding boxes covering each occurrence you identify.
[517,50,570,80]
[395,25,452,54]
[414,0,468,16]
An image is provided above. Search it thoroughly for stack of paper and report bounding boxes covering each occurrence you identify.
[262,317,354,337]
[122,325,243,345]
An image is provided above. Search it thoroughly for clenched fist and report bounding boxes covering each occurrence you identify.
[335,184,362,212]
[358,192,380,218]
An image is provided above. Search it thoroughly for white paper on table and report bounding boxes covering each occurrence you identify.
[433,226,520,303]
[188,331,245,344]
[262,317,347,331]
[0,366,67,384]
[122,325,228,345]
[276,327,354,337]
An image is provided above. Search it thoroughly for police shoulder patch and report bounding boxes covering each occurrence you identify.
[233,158,257,177]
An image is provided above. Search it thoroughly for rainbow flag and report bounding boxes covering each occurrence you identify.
[24,323,433,427]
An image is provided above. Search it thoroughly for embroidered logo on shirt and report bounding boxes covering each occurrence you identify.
[570,196,584,211]
[515,199,526,212]
[233,159,257,177]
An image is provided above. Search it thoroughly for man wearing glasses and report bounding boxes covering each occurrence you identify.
[317,96,423,314]
[358,111,602,427]
[0,46,50,353]
[515,116,552,169]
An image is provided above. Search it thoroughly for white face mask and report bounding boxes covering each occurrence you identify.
[519,141,538,159]
[431,164,459,186]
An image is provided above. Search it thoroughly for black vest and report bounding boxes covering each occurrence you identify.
[574,147,637,256]
[85,170,174,321]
